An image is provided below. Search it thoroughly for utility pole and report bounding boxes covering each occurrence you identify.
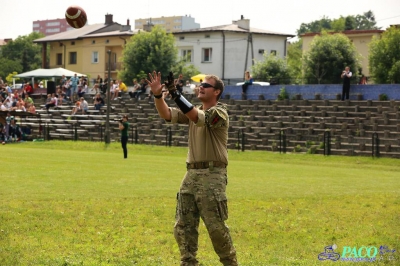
[105,50,111,144]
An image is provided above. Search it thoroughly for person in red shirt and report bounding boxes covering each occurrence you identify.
[24,82,33,95]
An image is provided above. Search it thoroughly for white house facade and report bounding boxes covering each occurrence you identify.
[174,17,295,81]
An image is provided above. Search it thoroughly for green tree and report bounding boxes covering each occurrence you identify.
[287,39,303,83]
[303,32,360,84]
[331,17,346,32]
[369,27,400,83]
[1,32,45,73]
[251,53,292,84]
[119,26,177,84]
[171,56,200,83]
[0,58,23,80]
[344,16,357,30]
[355,10,379,30]
[296,11,379,36]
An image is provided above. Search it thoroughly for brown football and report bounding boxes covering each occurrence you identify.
[65,5,87,29]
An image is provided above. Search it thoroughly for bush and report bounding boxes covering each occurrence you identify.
[277,87,289,100]
[379,93,388,101]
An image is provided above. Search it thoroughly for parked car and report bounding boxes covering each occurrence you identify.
[12,83,23,89]
[236,81,270,86]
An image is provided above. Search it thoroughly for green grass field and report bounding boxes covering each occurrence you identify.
[0,141,399,265]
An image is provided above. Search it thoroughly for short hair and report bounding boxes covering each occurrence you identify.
[205,74,224,100]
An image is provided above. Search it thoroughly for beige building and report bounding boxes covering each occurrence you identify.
[34,14,136,82]
[301,30,384,77]
[135,15,199,33]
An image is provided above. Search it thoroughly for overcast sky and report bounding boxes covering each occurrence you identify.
[1,0,399,40]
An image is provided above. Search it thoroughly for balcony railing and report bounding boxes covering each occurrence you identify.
[105,62,122,71]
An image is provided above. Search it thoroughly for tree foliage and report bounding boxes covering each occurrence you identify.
[296,10,379,36]
[303,32,360,84]
[369,27,400,83]
[0,32,45,73]
[171,55,200,83]
[287,40,303,82]
[119,26,177,84]
[0,58,23,80]
[251,53,291,84]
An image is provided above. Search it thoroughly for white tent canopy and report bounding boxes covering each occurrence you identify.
[15,68,86,78]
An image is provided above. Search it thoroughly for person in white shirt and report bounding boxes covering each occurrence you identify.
[80,97,88,114]
[111,80,120,100]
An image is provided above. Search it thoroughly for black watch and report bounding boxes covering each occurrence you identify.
[154,93,163,99]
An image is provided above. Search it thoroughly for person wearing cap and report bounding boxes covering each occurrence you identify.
[146,71,237,266]
[118,115,129,159]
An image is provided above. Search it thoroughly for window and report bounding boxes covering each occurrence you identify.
[33,23,40,28]
[182,49,192,62]
[202,48,212,62]
[56,53,63,66]
[91,40,95,44]
[135,21,142,26]
[45,28,60,33]
[69,52,77,64]
[105,39,109,43]
[174,19,181,23]
[205,34,210,38]
[46,21,60,27]
[270,50,277,55]
[179,36,185,40]
[92,51,99,63]
[174,25,181,29]
[71,41,75,45]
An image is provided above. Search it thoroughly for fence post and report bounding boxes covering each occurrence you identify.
[74,123,78,141]
[241,128,245,152]
[135,125,138,144]
[100,124,103,141]
[279,130,286,154]
[131,126,134,144]
[372,132,380,158]
[324,131,331,156]
[166,127,171,147]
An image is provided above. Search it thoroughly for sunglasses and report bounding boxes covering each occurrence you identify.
[200,82,214,89]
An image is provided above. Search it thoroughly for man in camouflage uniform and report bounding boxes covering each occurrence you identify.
[147,71,237,266]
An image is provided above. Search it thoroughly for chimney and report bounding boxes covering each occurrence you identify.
[105,14,113,25]
[127,19,130,25]
[236,15,250,30]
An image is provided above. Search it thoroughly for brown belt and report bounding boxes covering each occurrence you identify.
[186,161,227,169]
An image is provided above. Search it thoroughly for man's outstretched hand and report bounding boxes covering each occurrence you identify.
[146,71,163,96]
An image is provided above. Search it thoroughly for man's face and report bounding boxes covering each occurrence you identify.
[197,78,219,101]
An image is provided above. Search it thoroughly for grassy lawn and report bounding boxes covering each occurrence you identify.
[0,141,399,265]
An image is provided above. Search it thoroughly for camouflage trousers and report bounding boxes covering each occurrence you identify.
[174,167,238,266]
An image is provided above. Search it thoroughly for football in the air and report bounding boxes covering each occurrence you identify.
[65,5,87,29]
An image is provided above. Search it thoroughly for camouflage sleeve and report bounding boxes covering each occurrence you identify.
[166,107,190,124]
[196,104,228,128]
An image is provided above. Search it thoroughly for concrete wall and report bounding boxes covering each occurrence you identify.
[222,84,400,100]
